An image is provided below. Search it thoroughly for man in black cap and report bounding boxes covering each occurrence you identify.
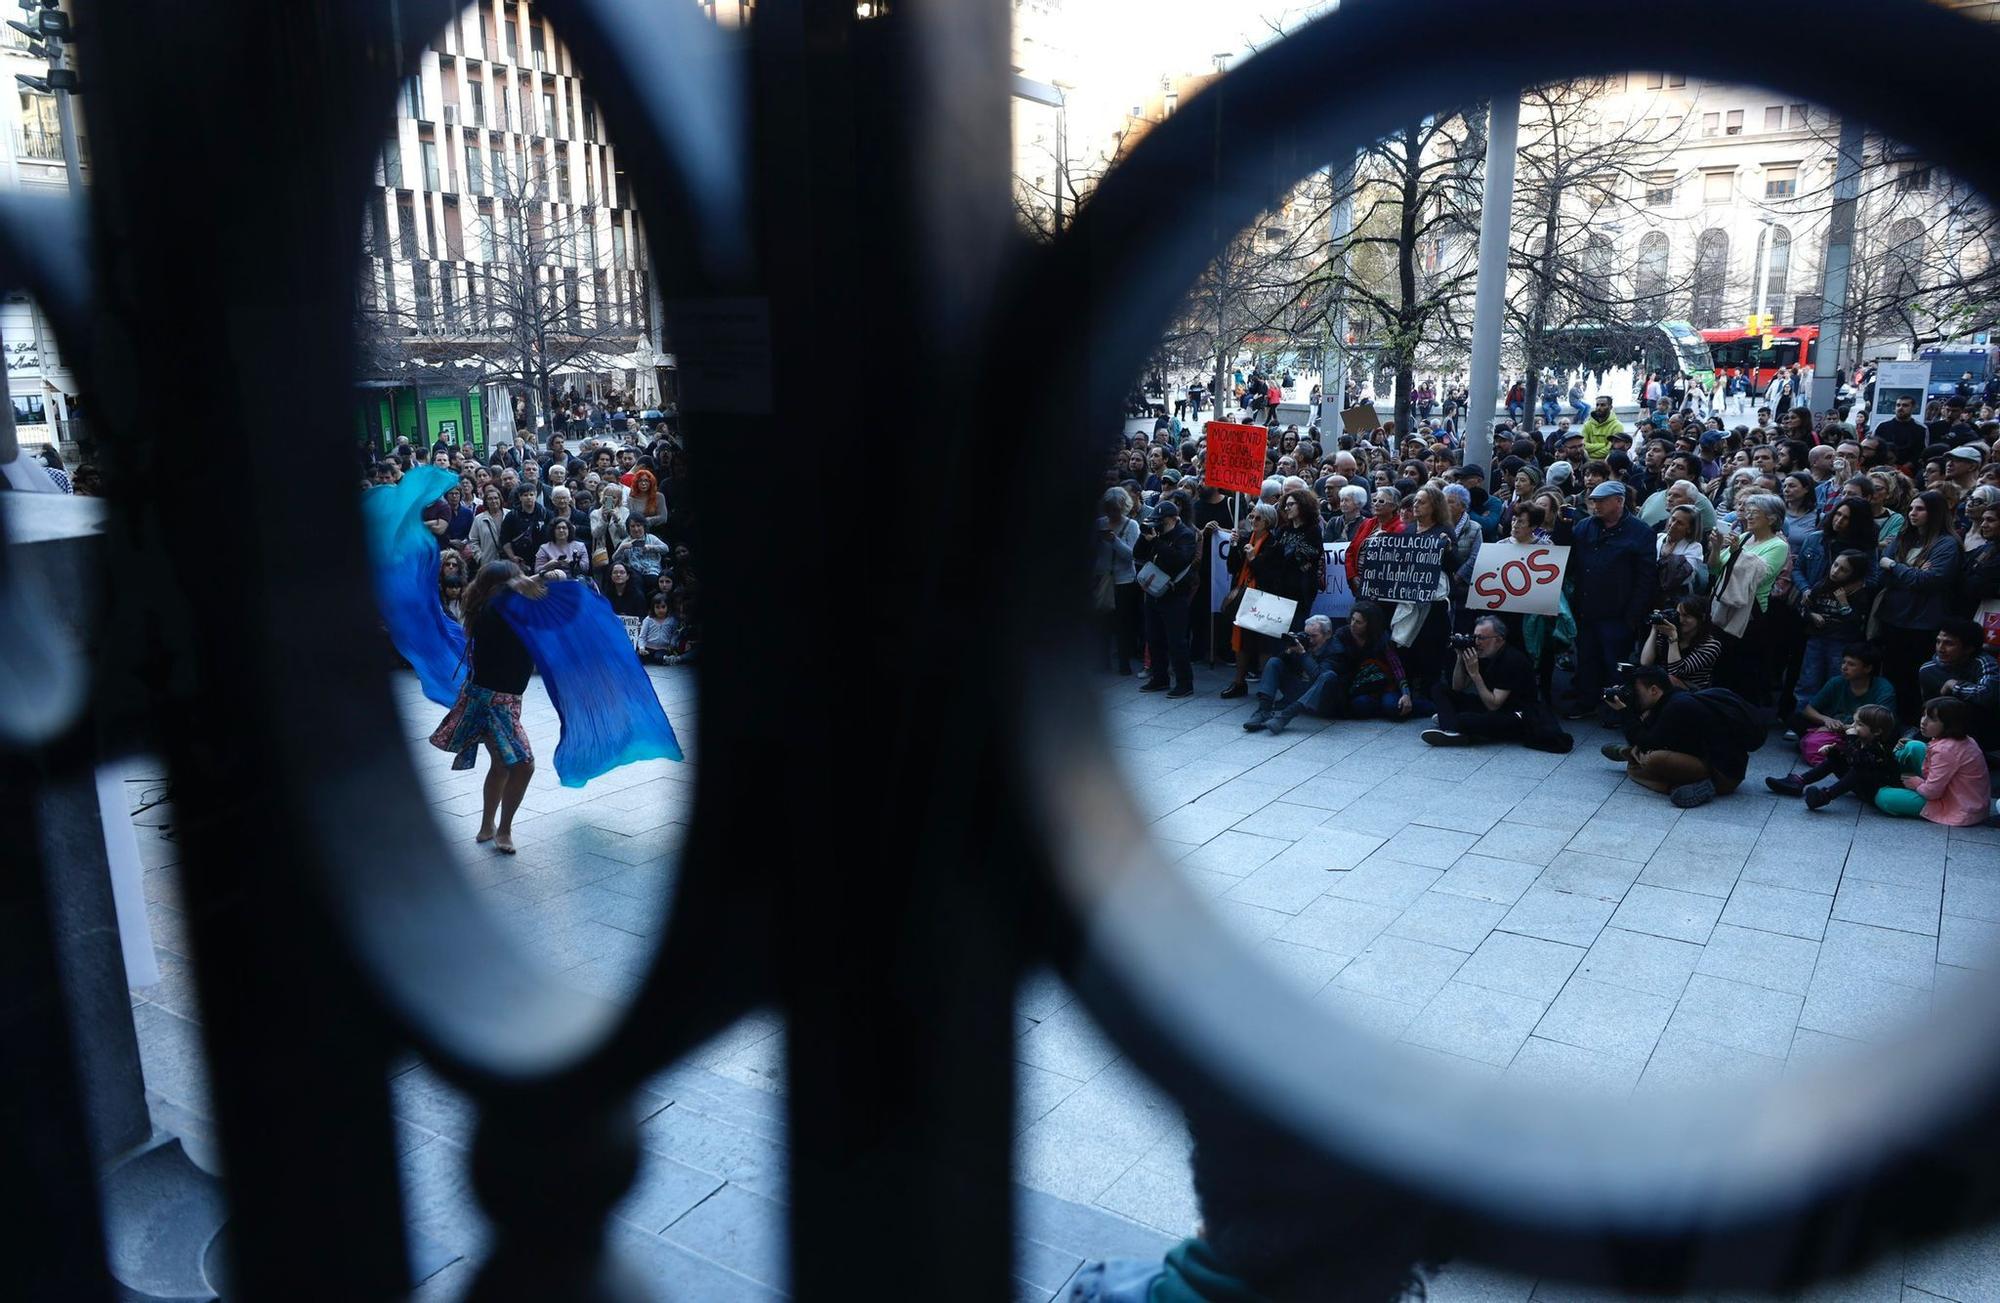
[1134,499,1199,698]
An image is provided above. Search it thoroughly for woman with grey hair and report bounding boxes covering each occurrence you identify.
[1708,491,1792,704]
[1325,483,1369,543]
[1096,487,1143,675]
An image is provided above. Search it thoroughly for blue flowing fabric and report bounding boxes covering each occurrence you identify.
[497,581,684,787]
[361,466,467,708]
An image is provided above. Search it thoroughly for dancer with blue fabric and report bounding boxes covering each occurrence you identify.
[365,471,683,807]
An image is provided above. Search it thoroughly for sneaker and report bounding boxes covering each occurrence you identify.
[1243,709,1272,733]
[1782,729,1800,742]
[1166,684,1194,699]
[1765,774,1805,797]
[1601,743,1632,763]
[1139,679,1170,693]
[1422,728,1470,747]
[1670,778,1717,809]
[1803,785,1833,811]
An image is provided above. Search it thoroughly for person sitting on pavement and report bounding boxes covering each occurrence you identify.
[1313,601,1420,722]
[1601,666,1758,808]
[1917,617,2000,755]
[1767,704,1901,812]
[1875,696,1994,825]
[1421,615,1539,747]
[1243,614,1342,735]
[1793,642,1897,767]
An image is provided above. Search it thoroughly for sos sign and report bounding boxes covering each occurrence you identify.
[1467,542,1570,616]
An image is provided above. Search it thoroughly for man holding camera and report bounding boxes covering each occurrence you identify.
[1134,500,1198,698]
[1243,614,1342,734]
[1602,666,1758,807]
[1421,616,1538,747]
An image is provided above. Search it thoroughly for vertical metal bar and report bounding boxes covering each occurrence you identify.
[1464,92,1518,472]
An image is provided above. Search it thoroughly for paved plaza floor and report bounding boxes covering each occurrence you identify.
[122,659,2000,1300]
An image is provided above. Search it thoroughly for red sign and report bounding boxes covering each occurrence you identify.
[1203,422,1267,495]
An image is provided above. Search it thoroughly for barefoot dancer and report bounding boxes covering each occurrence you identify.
[430,561,546,854]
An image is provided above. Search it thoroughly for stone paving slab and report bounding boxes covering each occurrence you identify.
[116,661,2000,1300]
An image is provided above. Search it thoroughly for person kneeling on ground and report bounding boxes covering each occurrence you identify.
[1244,613,1342,735]
[1602,665,1759,807]
[1422,615,1538,747]
[1767,703,1901,811]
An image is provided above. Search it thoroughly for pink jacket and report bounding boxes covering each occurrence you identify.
[1911,736,1992,826]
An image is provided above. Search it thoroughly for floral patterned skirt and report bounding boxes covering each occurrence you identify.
[429,683,532,770]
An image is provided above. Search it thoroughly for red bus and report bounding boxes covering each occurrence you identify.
[1700,324,1819,392]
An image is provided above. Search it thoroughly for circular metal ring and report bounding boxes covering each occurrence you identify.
[1004,0,2000,1284]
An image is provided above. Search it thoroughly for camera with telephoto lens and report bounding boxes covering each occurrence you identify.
[1648,609,1677,626]
[1448,632,1479,651]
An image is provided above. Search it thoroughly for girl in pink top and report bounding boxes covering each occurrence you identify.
[1876,697,1993,826]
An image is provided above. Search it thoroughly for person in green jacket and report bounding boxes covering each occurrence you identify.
[1580,394,1623,460]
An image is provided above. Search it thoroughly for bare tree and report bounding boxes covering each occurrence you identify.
[1506,79,1697,398]
[354,148,642,431]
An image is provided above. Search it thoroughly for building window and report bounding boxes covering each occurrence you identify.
[1701,112,1719,138]
[1764,165,1797,199]
[505,18,519,63]
[1764,105,1783,131]
[1666,72,1686,87]
[467,80,484,127]
[397,196,419,258]
[555,149,570,200]
[1646,172,1675,206]
[531,23,546,71]
[1725,109,1743,135]
[1691,229,1730,327]
[1754,225,1792,305]
[542,91,557,136]
[1788,104,1808,130]
[1702,169,1733,203]
[12,394,45,424]
[1896,161,1933,193]
[421,140,441,191]
[582,98,597,142]
[465,140,483,192]
[414,262,435,328]
[403,74,425,121]
[583,151,595,205]
[611,223,626,269]
[381,140,403,189]
[1644,71,1663,89]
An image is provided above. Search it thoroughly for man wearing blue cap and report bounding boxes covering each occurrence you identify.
[1560,479,1654,719]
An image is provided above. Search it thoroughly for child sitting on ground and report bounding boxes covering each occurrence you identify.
[1875,696,1995,825]
[1766,704,1900,811]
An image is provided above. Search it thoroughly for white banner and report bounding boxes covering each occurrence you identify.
[1463,541,1571,616]
[1871,361,1933,428]
[1232,589,1298,637]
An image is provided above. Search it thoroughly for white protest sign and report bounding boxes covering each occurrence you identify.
[1232,589,1298,638]
[1311,542,1353,623]
[1209,532,1235,613]
[1870,361,1933,428]
[1464,541,1571,616]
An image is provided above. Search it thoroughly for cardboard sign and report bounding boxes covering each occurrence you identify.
[1204,422,1267,495]
[1341,404,1379,434]
[1465,542,1571,616]
[1232,589,1298,638]
[1870,361,1932,429]
[1355,530,1448,604]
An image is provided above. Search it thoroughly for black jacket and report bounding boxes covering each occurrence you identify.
[1627,686,1757,784]
[1135,521,1199,597]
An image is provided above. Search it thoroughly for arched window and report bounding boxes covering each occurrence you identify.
[1635,232,1670,319]
[1877,217,1927,334]
[1753,224,1792,312]
[1691,228,1729,327]
[1582,234,1614,284]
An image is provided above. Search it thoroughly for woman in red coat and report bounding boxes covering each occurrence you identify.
[1344,485,1406,588]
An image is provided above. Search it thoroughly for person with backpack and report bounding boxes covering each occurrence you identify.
[1600,665,1761,807]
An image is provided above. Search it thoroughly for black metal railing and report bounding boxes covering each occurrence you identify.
[5,0,2000,1300]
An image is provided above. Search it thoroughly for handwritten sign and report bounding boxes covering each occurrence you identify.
[1355,531,1448,604]
[621,615,644,651]
[1204,422,1267,495]
[1465,542,1570,616]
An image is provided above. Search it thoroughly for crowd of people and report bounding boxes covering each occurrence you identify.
[1096,375,2000,821]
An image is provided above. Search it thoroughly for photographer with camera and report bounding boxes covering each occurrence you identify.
[1421,616,1539,747]
[1134,499,1199,698]
[1635,597,1724,690]
[1601,666,1760,808]
[1242,615,1343,734]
